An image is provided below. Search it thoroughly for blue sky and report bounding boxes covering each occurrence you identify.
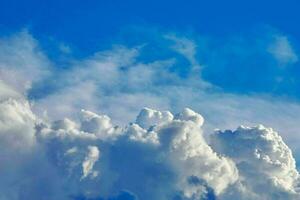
[1,0,300,99]
[1,1,300,200]
[1,1,299,50]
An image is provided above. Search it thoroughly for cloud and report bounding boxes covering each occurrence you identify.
[211,125,300,199]
[81,146,100,180]
[268,35,298,65]
[165,34,200,70]
[0,30,50,94]
[0,84,299,199]
[1,29,300,199]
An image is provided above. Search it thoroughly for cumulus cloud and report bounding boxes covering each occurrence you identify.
[0,85,299,199]
[211,125,300,199]
[1,30,300,200]
[36,106,238,199]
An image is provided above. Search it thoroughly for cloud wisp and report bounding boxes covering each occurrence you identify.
[268,35,298,66]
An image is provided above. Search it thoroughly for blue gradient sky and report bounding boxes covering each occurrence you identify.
[1,0,300,100]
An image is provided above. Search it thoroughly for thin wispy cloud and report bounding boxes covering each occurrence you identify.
[268,35,298,65]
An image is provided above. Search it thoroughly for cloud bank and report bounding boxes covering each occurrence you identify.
[0,84,299,199]
[0,29,300,199]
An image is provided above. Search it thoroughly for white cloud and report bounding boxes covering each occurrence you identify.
[135,107,173,129]
[1,30,300,199]
[81,146,100,179]
[212,125,300,199]
[35,106,240,199]
[0,89,298,199]
[0,99,36,151]
[0,30,50,94]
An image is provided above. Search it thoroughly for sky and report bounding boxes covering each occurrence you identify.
[1,0,300,96]
[1,1,300,200]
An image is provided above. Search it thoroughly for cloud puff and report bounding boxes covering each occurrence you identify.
[211,125,300,199]
[34,106,238,199]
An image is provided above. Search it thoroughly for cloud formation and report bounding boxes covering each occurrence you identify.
[0,29,300,199]
[0,85,299,199]
[212,125,300,199]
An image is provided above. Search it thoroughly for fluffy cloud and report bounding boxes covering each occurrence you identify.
[34,106,239,199]
[0,80,299,199]
[211,125,300,199]
[1,30,300,200]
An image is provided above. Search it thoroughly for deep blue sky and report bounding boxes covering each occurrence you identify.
[1,0,300,99]
[1,0,299,52]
